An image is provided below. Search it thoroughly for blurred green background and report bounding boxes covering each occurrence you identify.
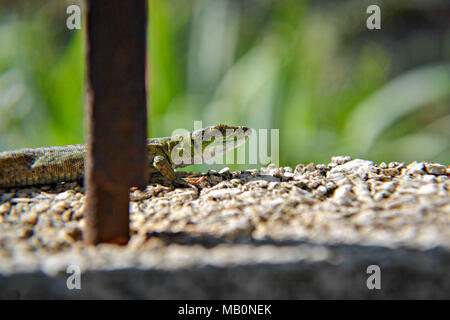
[0,0,449,172]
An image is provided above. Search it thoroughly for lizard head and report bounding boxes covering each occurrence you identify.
[167,125,252,168]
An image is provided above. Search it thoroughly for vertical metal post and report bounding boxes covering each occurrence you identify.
[85,0,148,245]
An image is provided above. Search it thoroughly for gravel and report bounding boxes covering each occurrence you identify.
[0,157,449,298]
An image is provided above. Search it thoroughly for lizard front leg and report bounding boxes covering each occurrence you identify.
[153,155,177,182]
[152,155,194,188]
[131,154,193,201]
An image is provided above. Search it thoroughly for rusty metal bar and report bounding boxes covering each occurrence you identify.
[85,0,148,245]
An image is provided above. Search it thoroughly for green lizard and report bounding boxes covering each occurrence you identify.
[0,124,251,189]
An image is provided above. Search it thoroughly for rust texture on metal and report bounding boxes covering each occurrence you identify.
[85,0,148,245]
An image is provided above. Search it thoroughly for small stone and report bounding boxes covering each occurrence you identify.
[353,183,372,202]
[283,166,293,173]
[0,202,11,215]
[34,201,50,213]
[18,227,34,239]
[325,181,337,191]
[374,191,390,201]
[204,188,241,200]
[333,185,355,206]
[316,164,327,173]
[379,182,396,193]
[272,168,283,178]
[230,178,241,186]
[54,191,74,201]
[294,164,305,174]
[438,184,448,197]
[35,214,51,228]
[62,210,74,222]
[417,184,438,195]
[20,211,38,226]
[219,167,230,175]
[64,223,83,241]
[352,210,376,225]
[424,163,447,176]
[383,168,399,176]
[388,161,401,168]
[422,175,436,183]
[79,218,87,229]
[330,159,376,178]
[50,202,69,215]
[407,162,426,175]
[315,185,328,196]
[208,174,223,185]
[282,172,295,181]
[326,172,351,186]
[395,162,406,170]
[267,182,280,190]
[72,206,85,220]
[308,179,321,189]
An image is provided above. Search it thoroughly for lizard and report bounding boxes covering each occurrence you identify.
[0,124,251,189]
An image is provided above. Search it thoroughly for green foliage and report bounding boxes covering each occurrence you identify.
[0,5,85,148]
[0,1,448,170]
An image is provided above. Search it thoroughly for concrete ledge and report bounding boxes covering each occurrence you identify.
[1,244,448,299]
